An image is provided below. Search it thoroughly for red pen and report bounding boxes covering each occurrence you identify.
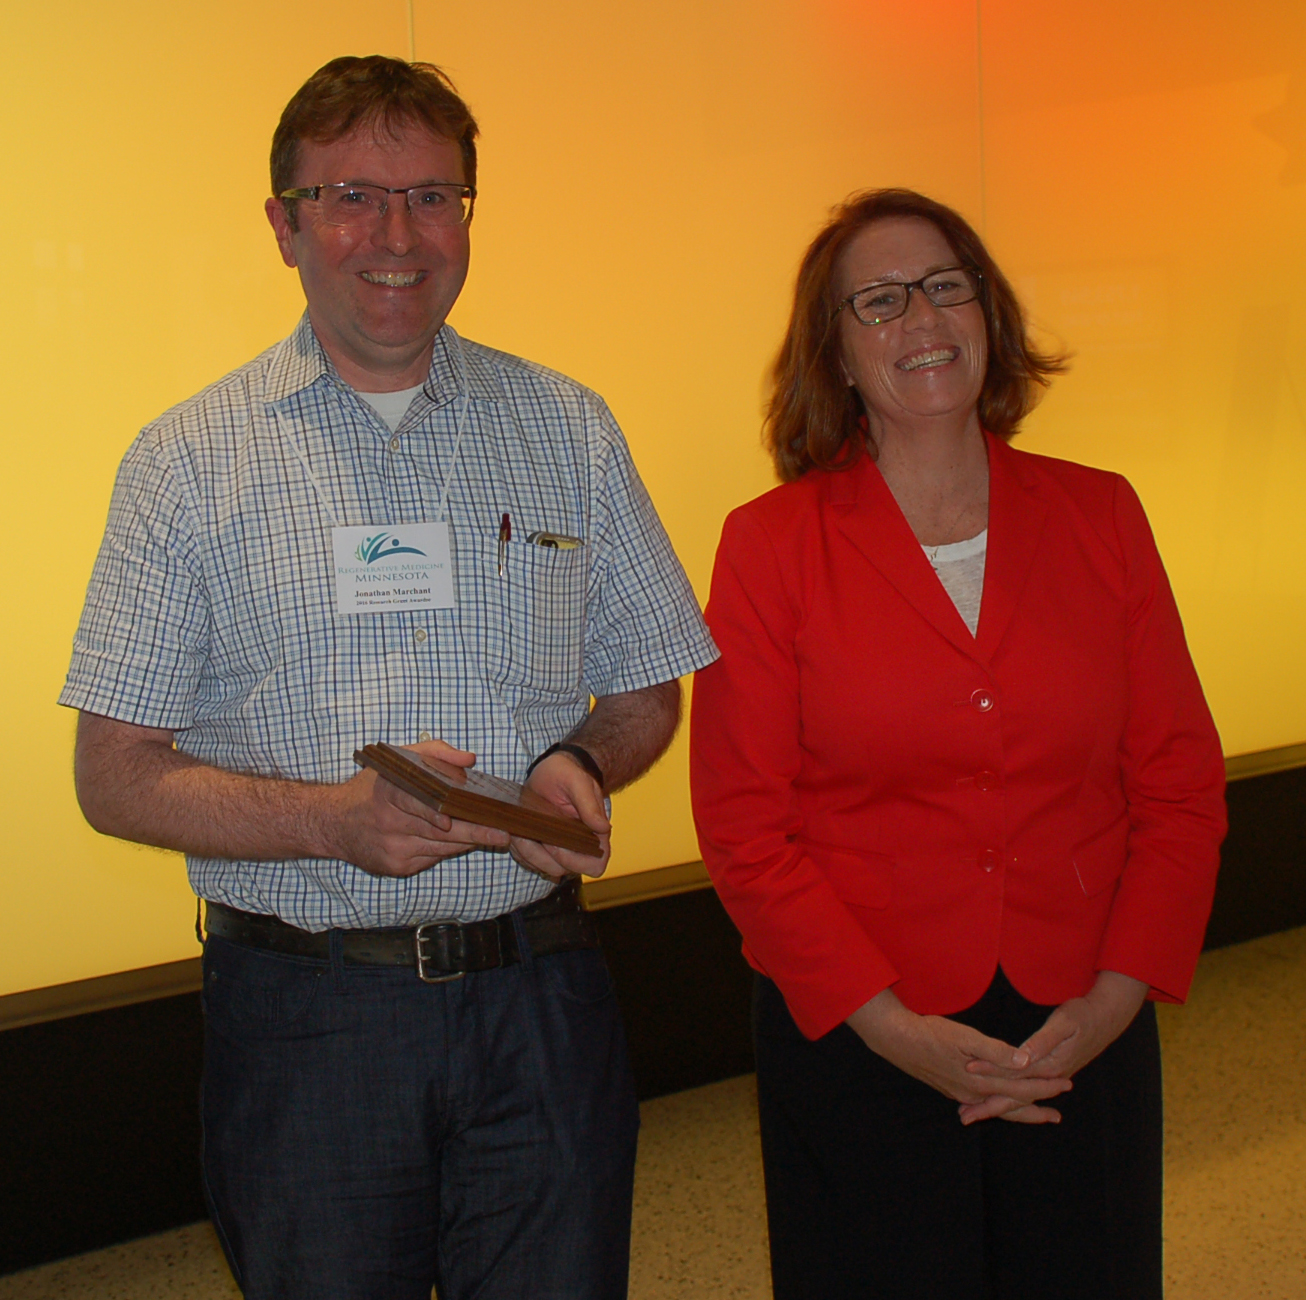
[497,512,511,577]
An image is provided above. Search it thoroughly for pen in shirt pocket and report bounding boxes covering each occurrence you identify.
[497,512,511,577]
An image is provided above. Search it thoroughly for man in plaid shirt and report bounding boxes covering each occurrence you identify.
[62,55,716,1300]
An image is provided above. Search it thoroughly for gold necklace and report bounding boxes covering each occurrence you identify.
[922,478,987,567]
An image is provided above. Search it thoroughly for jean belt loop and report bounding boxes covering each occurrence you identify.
[328,927,347,992]
[511,908,535,972]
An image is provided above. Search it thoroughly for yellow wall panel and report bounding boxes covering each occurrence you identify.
[2,0,1302,995]
[0,1,409,995]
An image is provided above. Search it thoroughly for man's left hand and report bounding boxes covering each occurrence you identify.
[512,751,612,880]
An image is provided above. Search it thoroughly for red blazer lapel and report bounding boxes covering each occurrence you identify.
[824,452,980,661]
[975,432,1048,663]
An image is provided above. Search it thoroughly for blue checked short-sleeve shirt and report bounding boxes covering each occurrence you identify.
[61,316,718,928]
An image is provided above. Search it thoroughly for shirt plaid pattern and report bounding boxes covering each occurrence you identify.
[61,316,718,928]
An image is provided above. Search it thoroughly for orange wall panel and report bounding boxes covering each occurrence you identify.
[981,0,1306,754]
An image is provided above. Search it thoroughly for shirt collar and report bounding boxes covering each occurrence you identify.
[263,312,331,403]
[263,312,504,407]
[423,326,504,408]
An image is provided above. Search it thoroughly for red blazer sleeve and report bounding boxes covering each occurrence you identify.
[690,506,900,1039]
[1095,477,1227,1001]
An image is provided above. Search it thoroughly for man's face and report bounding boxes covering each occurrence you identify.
[265,120,470,389]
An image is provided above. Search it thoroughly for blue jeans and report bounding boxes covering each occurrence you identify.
[200,924,639,1300]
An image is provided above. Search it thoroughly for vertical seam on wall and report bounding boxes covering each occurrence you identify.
[407,0,416,61]
[1285,367,1306,437]
[975,0,987,234]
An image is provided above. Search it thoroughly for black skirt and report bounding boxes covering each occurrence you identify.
[753,968,1163,1300]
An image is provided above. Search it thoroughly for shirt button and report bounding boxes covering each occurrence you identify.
[979,848,1001,873]
[389,436,401,451]
[976,770,1000,792]
[418,731,432,742]
[414,628,427,644]
[970,689,994,713]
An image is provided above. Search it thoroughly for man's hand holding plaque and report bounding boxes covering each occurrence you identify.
[354,743,605,860]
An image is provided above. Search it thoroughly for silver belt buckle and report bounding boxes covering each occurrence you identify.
[414,920,467,984]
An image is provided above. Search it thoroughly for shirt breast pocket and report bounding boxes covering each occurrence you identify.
[487,539,588,697]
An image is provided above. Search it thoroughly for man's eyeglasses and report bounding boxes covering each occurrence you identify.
[278,182,476,228]
[837,266,982,326]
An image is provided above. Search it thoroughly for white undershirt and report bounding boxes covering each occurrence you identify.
[355,384,425,433]
[924,529,987,636]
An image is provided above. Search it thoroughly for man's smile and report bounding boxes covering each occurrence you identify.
[358,270,427,287]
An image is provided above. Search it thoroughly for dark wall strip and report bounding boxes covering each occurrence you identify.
[0,993,207,1273]
[1,762,1303,1275]
[0,889,754,1276]
[1204,764,1306,950]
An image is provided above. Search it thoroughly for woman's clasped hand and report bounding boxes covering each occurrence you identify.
[957,969,1150,1123]
[846,985,1073,1125]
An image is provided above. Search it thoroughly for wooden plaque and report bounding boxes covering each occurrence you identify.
[353,742,604,858]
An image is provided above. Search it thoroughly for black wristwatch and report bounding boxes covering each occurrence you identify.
[527,742,606,791]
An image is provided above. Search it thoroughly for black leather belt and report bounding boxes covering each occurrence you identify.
[204,877,599,983]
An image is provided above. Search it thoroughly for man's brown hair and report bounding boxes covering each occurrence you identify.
[764,188,1067,482]
[271,55,479,227]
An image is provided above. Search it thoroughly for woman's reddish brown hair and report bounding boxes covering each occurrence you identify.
[764,188,1068,482]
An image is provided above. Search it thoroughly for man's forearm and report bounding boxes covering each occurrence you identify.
[565,680,681,792]
[75,712,339,861]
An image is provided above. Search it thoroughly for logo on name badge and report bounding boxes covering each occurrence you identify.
[355,532,428,564]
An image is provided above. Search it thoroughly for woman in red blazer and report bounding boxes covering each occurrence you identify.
[690,189,1225,1300]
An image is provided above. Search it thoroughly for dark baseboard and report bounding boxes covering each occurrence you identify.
[0,993,207,1273]
[0,887,753,1276]
[593,887,755,1100]
[1203,763,1306,949]
[1,755,1303,1274]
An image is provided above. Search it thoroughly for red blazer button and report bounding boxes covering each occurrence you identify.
[970,689,994,712]
[976,770,1000,791]
[978,848,1001,873]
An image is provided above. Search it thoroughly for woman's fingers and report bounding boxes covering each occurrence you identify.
[960,1096,1064,1125]
[964,1007,1080,1078]
[931,1018,1072,1110]
[964,1073,1073,1105]
[846,999,1073,1125]
[1018,1008,1082,1069]
[940,1019,1032,1072]
[1000,1103,1063,1124]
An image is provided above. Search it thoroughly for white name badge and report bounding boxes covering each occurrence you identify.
[331,522,455,615]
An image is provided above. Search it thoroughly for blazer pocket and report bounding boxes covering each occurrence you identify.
[811,844,895,910]
[1071,815,1129,897]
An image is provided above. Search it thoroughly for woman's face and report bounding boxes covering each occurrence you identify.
[834,217,988,436]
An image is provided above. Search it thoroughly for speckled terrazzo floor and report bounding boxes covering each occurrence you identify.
[2,926,1303,1299]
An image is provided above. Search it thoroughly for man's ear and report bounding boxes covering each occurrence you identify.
[265,197,298,269]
